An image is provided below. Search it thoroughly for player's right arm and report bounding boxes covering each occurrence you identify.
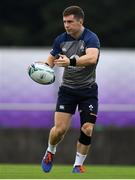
[42,54,56,68]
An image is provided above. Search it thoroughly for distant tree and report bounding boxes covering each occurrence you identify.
[0,0,135,47]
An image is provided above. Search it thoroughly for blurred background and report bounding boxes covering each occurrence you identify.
[0,0,135,165]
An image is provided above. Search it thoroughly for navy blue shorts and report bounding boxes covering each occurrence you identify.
[56,83,98,124]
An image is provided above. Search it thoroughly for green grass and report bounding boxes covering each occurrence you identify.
[0,164,135,179]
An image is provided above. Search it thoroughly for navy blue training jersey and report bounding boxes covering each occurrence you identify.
[50,28,100,89]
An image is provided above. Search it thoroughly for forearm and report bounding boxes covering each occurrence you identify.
[76,54,97,66]
[76,48,99,66]
[42,54,55,68]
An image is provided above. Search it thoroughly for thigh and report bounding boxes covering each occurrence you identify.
[78,96,98,115]
[56,86,77,114]
[54,112,72,131]
[78,84,98,125]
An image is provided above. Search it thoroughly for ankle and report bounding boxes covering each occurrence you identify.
[47,143,57,154]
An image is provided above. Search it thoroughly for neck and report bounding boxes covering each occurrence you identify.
[71,26,84,39]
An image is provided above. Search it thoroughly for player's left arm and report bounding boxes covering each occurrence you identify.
[54,48,99,67]
[76,47,99,66]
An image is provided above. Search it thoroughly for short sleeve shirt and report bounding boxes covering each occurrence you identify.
[50,28,100,89]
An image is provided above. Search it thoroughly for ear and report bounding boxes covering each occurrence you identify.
[79,19,83,25]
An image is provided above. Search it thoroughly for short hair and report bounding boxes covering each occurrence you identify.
[63,6,84,20]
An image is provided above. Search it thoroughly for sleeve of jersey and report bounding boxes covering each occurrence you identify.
[86,33,100,49]
[50,36,62,57]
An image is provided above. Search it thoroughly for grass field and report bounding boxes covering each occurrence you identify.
[0,164,135,179]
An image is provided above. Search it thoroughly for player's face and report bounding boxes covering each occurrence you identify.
[63,15,83,38]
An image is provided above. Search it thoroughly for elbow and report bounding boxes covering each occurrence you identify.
[90,60,97,65]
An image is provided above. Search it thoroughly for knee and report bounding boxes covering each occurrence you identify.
[54,126,67,137]
[81,122,93,136]
[78,122,94,145]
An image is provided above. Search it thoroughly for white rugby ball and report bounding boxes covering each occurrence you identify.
[28,62,55,85]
